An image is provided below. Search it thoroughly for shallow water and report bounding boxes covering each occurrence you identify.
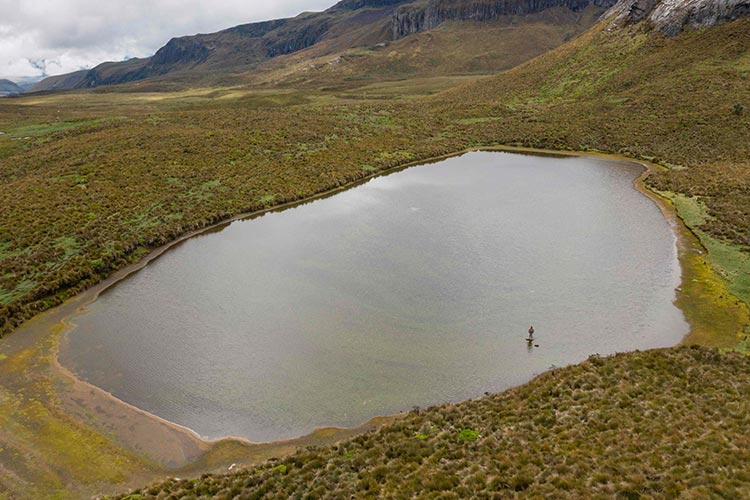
[61,151,688,442]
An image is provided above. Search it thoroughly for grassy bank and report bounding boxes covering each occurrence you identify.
[112,346,750,499]
[632,165,750,349]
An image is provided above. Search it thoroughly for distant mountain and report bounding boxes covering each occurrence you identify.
[30,0,616,93]
[0,79,23,96]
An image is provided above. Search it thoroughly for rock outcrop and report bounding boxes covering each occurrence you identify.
[392,0,617,38]
[334,0,410,9]
[606,0,750,35]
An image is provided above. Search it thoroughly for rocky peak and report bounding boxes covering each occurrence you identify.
[606,0,750,35]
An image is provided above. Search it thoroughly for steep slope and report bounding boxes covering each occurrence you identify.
[0,79,22,96]
[246,6,607,89]
[29,0,615,92]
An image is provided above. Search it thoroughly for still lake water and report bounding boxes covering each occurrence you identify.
[61,152,688,442]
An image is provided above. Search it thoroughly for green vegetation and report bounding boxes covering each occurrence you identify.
[0,333,150,499]
[667,193,750,302]
[112,346,750,498]
[458,428,479,442]
[6,119,111,138]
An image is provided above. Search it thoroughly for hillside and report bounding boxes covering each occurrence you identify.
[29,0,615,92]
[113,346,750,498]
[0,79,22,96]
[244,6,606,89]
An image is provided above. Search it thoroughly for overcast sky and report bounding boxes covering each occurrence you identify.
[0,0,334,80]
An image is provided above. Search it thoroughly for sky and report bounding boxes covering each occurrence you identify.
[0,0,333,80]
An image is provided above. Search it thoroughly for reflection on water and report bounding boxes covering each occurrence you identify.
[61,152,688,442]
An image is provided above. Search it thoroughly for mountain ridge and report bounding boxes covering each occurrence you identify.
[29,0,614,93]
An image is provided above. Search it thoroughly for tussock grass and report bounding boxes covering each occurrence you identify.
[112,346,750,499]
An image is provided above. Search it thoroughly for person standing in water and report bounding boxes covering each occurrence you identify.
[527,326,535,341]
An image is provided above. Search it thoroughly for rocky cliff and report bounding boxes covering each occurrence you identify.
[392,0,617,38]
[606,0,750,35]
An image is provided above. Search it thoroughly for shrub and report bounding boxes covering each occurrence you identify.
[458,428,480,442]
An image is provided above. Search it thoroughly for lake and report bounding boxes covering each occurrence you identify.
[60,151,688,442]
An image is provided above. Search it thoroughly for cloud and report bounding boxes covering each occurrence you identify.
[0,0,333,79]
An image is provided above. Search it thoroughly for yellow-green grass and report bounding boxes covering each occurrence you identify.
[667,193,750,304]
[0,328,151,499]
[668,197,750,348]
[653,191,750,350]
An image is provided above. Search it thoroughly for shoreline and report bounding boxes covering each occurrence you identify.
[3,145,746,489]
[52,148,694,442]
